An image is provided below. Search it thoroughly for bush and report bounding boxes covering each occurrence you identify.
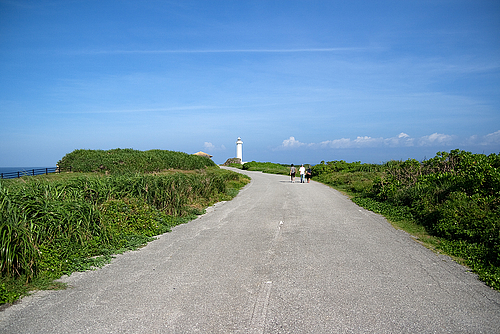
[57,148,216,174]
[242,161,293,175]
[312,162,381,196]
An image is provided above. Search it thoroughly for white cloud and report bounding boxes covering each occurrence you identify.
[417,133,454,146]
[320,138,352,149]
[320,136,385,148]
[481,130,500,145]
[203,142,226,152]
[204,142,215,150]
[353,136,384,147]
[384,132,414,147]
[319,133,413,149]
[279,132,460,150]
[281,136,306,148]
[465,135,478,145]
[459,130,500,147]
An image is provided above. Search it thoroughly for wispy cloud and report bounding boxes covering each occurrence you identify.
[417,133,455,146]
[204,142,215,150]
[73,47,371,55]
[203,142,226,152]
[318,132,416,149]
[281,136,308,148]
[54,106,219,114]
[481,130,500,145]
[465,130,500,146]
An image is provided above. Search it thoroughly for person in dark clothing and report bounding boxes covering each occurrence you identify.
[290,164,296,183]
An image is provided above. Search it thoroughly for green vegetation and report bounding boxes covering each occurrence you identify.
[311,150,500,290]
[226,163,243,169]
[1,149,249,305]
[222,158,243,167]
[3,148,498,304]
[242,161,307,175]
[58,148,216,174]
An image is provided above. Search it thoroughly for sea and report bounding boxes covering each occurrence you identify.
[0,167,55,179]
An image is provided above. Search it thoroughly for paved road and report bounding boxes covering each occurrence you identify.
[1,168,500,333]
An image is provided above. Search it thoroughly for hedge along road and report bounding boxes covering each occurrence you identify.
[1,168,500,333]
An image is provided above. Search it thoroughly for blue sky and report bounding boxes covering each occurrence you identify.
[1,0,499,166]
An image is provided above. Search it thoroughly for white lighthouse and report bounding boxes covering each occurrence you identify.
[236,137,243,163]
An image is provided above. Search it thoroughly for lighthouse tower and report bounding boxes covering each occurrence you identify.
[236,137,243,163]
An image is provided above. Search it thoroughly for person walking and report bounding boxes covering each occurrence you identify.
[299,164,306,183]
[306,166,312,183]
[290,164,296,183]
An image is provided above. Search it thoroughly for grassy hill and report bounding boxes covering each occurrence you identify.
[57,148,216,174]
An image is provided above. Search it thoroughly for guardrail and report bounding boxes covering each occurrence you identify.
[0,167,72,179]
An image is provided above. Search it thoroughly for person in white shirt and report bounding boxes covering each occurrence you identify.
[299,164,306,183]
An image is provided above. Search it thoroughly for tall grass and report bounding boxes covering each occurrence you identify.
[0,186,38,280]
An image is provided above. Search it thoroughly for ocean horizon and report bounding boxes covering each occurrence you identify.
[0,167,54,174]
[0,167,56,179]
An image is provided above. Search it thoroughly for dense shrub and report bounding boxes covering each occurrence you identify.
[312,160,383,175]
[311,160,382,195]
[242,161,304,175]
[57,148,216,174]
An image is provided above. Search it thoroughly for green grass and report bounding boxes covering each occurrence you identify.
[57,148,216,174]
[226,163,243,169]
[242,161,308,175]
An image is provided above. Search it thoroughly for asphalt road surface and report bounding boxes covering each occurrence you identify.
[1,168,500,333]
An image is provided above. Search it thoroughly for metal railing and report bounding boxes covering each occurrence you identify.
[0,167,72,179]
